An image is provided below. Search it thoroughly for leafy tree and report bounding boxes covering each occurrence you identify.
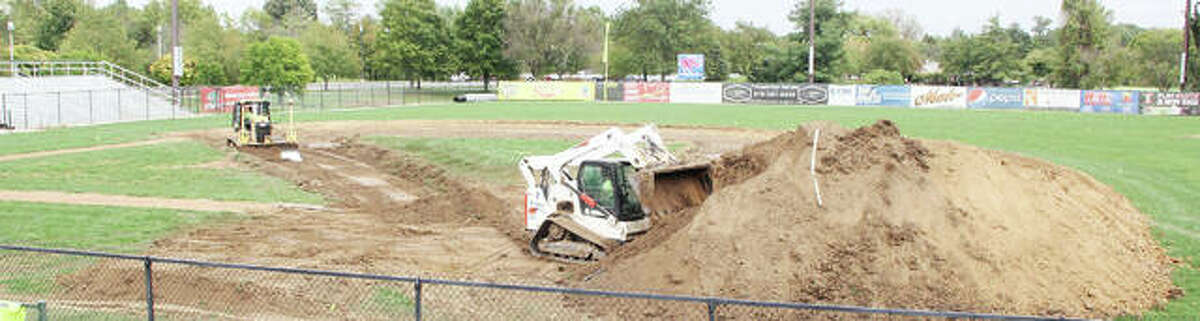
[1129,29,1179,91]
[59,9,145,69]
[612,0,713,80]
[264,0,317,22]
[939,19,1027,86]
[239,37,315,94]
[721,22,777,78]
[861,69,904,85]
[749,41,807,83]
[454,0,514,89]
[1055,0,1111,89]
[787,0,849,82]
[506,0,601,78]
[35,0,80,51]
[377,0,452,86]
[149,54,225,86]
[1023,47,1057,84]
[324,0,359,33]
[300,22,361,87]
[864,37,921,78]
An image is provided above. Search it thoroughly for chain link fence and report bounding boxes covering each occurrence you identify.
[0,88,184,131]
[179,81,492,114]
[0,245,1101,321]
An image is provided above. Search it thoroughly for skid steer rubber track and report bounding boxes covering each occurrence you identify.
[529,213,617,263]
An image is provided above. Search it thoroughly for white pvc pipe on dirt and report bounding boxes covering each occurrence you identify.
[810,128,823,208]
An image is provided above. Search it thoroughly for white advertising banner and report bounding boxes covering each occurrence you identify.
[827,85,856,106]
[910,86,967,109]
[669,82,723,104]
[1023,88,1081,110]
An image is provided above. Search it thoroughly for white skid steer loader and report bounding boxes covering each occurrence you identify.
[519,125,711,263]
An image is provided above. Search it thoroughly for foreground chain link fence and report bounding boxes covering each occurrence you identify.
[0,245,1104,321]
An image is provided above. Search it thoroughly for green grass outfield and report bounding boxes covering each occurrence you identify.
[1,102,1197,317]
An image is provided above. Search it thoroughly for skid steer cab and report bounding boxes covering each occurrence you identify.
[227,99,302,162]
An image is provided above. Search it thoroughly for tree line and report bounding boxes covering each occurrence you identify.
[0,0,1194,92]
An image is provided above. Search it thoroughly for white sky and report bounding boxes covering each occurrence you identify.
[103,0,1187,36]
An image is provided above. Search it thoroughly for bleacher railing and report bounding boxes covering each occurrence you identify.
[2,61,178,106]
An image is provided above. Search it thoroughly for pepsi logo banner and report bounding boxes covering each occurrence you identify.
[967,87,1024,109]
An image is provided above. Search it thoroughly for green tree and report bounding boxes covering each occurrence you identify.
[148,54,225,86]
[35,0,80,51]
[613,0,714,80]
[506,0,601,78]
[300,22,361,87]
[721,22,777,78]
[264,0,317,21]
[1055,0,1111,89]
[1127,29,1179,91]
[324,0,359,33]
[58,9,145,69]
[239,37,315,94]
[787,0,850,82]
[864,37,921,78]
[861,69,904,85]
[454,0,514,89]
[939,18,1028,86]
[377,0,453,86]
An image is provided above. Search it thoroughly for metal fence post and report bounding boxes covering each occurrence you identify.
[56,91,61,125]
[386,81,391,106]
[35,301,45,321]
[414,278,423,321]
[144,257,155,321]
[117,88,123,121]
[707,301,717,321]
[23,93,28,129]
[88,91,94,123]
[337,84,342,109]
[145,90,150,120]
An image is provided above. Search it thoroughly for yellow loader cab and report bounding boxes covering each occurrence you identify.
[227,99,302,162]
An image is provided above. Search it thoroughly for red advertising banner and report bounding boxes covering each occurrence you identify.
[623,82,670,103]
[200,86,262,113]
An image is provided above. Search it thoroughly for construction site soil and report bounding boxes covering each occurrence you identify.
[40,120,1176,320]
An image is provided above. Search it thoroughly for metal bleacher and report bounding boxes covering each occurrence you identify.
[0,61,188,130]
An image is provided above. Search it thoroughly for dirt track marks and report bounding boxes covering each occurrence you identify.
[0,190,313,213]
[0,137,186,162]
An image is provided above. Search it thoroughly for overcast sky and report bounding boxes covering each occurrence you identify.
[107,0,1186,36]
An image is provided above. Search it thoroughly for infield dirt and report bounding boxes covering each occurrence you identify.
[35,119,1176,320]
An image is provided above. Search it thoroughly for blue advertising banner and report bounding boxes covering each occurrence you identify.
[967,87,1024,109]
[855,85,911,107]
[677,54,705,81]
[1080,90,1139,114]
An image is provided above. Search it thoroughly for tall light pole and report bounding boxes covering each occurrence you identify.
[807,0,815,84]
[171,0,181,104]
[1183,0,1192,91]
[603,22,610,101]
[7,21,13,77]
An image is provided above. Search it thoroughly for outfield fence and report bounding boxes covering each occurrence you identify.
[179,81,491,114]
[0,244,1097,321]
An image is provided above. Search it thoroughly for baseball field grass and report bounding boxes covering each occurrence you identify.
[0,102,1196,317]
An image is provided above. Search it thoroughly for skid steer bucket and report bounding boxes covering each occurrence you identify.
[639,162,713,214]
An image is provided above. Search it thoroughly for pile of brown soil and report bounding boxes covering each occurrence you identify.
[582,120,1176,319]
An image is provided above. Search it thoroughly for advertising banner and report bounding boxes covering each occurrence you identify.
[595,82,625,102]
[1080,90,1139,114]
[719,83,827,105]
[669,82,723,104]
[827,85,856,106]
[677,54,705,81]
[497,81,595,101]
[1023,88,1081,110]
[910,86,967,109]
[1139,92,1200,107]
[791,84,829,105]
[200,86,261,113]
[855,85,911,107]
[967,87,1024,109]
[624,82,671,103]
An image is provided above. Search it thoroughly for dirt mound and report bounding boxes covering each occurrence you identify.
[582,120,1176,319]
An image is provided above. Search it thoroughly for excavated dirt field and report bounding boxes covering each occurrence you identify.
[40,119,1175,320]
[574,120,1178,320]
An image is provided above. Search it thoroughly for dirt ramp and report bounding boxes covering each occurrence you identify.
[584,120,1176,319]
